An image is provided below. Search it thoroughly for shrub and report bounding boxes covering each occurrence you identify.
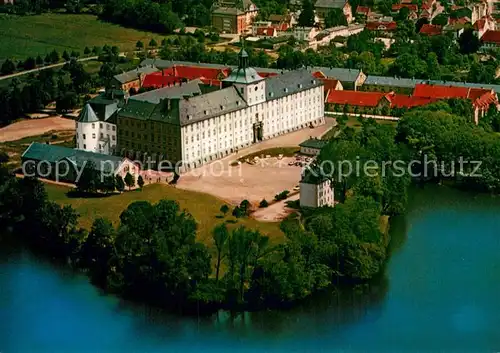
[259,199,269,208]
[274,190,290,201]
[232,206,243,218]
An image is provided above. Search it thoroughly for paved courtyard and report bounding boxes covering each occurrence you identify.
[175,119,336,219]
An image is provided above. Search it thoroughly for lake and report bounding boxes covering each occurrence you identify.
[2,185,500,352]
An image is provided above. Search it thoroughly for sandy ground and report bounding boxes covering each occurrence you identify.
[176,119,336,220]
[0,117,76,142]
[251,193,300,222]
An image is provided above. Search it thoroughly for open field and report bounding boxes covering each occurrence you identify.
[45,183,283,247]
[0,129,75,168]
[0,14,168,60]
[0,117,75,142]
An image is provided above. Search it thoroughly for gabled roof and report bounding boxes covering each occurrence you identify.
[113,67,158,84]
[256,27,277,36]
[180,86,246,125]
[315,0,348,9]
[413,84,469,98]
[356,6,371,15]
[326,90,389,107]
[311,67,361,83]
[130,79,203,104]
[366,21,397,31]
[387,93,438,108]
[448,16,470,25]
[392,4,418,11]
[322,78,342,91]
[419,24,443,35]
[265,69,323,101]
[364,75,425,88]
[22,142,126,174]
[481,30,500,44]
[78,104,99,123]
[299,138,328,149]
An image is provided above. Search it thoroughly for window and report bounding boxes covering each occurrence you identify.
[112,126,116,131]
[255,86,258,91]
[92,123,95,129]
[106,125,110,131]
[100,123,103,129]
[100,133,103,138]
[92,133,96,139]
[99,144,102,150]
[112,136,116,141]
[83,144,86,149]
[83,134,86,140]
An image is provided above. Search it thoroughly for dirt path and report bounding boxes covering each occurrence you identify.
[0,117,75,142]
[251,193,300,222]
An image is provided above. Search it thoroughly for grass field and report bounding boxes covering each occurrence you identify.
[45,183,283,248]
[0,13,168,60]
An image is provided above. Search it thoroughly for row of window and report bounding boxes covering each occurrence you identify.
[78,133,116,141]
[89,123,116,131]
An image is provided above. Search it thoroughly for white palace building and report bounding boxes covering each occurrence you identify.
[77,48,326,171]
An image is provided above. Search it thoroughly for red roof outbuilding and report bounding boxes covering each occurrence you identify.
[326,90,390,107]
[365,21,397,31]
[419,24,443,36]
[481,30,500,45]
[392,4,418,11]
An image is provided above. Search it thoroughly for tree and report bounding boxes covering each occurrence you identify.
[396,7,410,21]
[137,175,144,189]
[56,91,78,113]
[148,38,157,48]
[101,175,116,194]
[220,204,229,216]
[259,199,269,208]
[62,50,70,62]
[239,199,251,216]
[136,40,144,50]
[232,206,242,218]
[212,223,229,281]
[80,217,116,284]
[432,14,448,26]
[23,57,36,70]
[84,47,91,56]
[458,28,481,54]
[161,38,167,46]
[76,160,100,194]
[124,172,135,190]
[298,0,315,27]
[44,54,51,65]
[1,59,15,75]
[325,8,347,28]
[115,175,125,192]
[49,49,60,64]
[35,55,44,66]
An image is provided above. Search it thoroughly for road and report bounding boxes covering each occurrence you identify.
[0,56,98,81]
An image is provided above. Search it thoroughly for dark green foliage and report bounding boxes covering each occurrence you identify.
[137,175,144,189]
[148,39,157,48]
[115,175,125,192]
[325,8,347,28]
[76,160,100,194]
[274,190,290,201]
[298,0,315,27]
[1,59,16,75]
[124,172,135,190]
[220,204,229,215]
[259,199,269,208]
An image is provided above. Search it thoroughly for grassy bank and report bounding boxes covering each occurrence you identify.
[45,183,283,247]
[0,13,168,60]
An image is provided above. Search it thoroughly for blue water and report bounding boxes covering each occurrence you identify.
[2,186,500,352]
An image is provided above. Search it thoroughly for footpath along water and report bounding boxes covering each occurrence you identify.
[1,185,500,352]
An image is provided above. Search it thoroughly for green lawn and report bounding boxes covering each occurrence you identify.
[0,13,168,60]
[45,183,283,248]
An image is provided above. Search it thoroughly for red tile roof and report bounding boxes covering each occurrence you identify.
[401,0,413,3]
[413,84,497,110]
[312,71,327,79]
[392,4,418,11]
[419,24,443,35]
[387,93,438,108]
[448,16,470,25]
[481,30,500,44]
[256,27,277,36]
[272,23,289,31]
[356,6,371,15]
[257,72,279,78]
[326,90,389,107]
[171,65,230,80]
[474,18,486,31]
[322,78,341,92]
[142,73,182,89]
[366,21,397,31]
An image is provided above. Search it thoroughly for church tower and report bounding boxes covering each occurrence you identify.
[223,45,266,106]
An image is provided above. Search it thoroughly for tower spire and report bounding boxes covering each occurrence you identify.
[238,36,248,70]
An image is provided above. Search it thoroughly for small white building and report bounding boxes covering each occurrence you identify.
[76,92,123,155]
[300,172,335,208]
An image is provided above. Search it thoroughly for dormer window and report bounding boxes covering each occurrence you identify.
[269,92,274,97]
[236,101,240,106]
[298,84,303,89]
[187,114,191,120]
[311,79,316,84]
[284,88,288,93]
